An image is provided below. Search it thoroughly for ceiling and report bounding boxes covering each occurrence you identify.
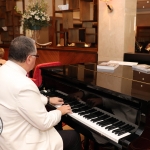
[137,0,150,13]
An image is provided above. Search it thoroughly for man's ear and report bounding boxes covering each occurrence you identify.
[26,55,32,65]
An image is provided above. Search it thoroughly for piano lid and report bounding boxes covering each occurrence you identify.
[41,63,150,102]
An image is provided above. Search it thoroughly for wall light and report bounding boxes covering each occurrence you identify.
[100,0,113,13]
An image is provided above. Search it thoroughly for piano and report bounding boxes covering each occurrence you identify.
[40,62,150,150]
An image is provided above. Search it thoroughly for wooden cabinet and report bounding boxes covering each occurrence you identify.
[136,26,150,42]
[52,0,98,48]
[132,70,150,100]
[0,0,24,44]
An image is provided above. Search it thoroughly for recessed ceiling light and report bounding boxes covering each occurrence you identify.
[147,1,149,3]
[143,6,145,8]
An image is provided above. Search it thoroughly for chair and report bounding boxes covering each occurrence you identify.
[30,62,61,87]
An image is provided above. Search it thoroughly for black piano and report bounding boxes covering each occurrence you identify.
[40,62,150,150]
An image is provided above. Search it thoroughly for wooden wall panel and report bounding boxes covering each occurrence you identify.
[36,49,59,66]
[59,51,97,64]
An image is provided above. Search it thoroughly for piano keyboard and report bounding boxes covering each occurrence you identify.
[42,89,138,144]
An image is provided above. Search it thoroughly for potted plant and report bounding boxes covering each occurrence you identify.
[21,0,50,30]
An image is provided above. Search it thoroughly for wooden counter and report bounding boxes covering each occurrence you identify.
[1,45,98,66]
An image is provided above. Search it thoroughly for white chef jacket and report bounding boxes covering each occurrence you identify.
[0,60,63,150]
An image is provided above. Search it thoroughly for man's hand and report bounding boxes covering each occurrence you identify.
[57,104,72,115]
[86,98,103,107]
[49,97,64,105]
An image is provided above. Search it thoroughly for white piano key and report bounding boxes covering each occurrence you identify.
[69,113,130,143]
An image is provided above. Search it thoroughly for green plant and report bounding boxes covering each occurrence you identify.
[22,0,50,30]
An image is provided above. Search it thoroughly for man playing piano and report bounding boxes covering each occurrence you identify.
[0,36,82,150]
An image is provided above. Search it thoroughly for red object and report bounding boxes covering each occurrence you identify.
[30,62,61,87]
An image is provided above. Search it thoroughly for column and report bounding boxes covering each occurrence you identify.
[98,0,137,61]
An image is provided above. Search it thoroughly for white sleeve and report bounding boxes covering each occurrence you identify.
[40,93,48,105]
[16,82,62,131]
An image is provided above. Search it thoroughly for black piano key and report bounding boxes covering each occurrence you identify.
[107,118,119,125]
[78,109,91,115]
[105,121,125,131]
[118,126,135,136]
[90,112,105,122]
[64,99,76,104]
[112,124,130,134]
[72,105,91,113]
[72,104,86,110]
[111,123,127,133]
[95,115,110,124]
[119,124,131,131]
[83,110,99,118]
[96,116,111,125]
[118,131,126,136]
[68,101,80,106]
[112,128,121,134]
[78,109,96,116]
[91,116,102,122]
[117,125,135,134]
[84,111,104,119]
[123,126,135,133]
[125,126,135,132]
[117,130,129,136]
[94,111,104,116]
[90,111,104,118]
[73,108,82,113]
[71,103,85,109]
[101,117,117,124]
[99,118,118,127]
